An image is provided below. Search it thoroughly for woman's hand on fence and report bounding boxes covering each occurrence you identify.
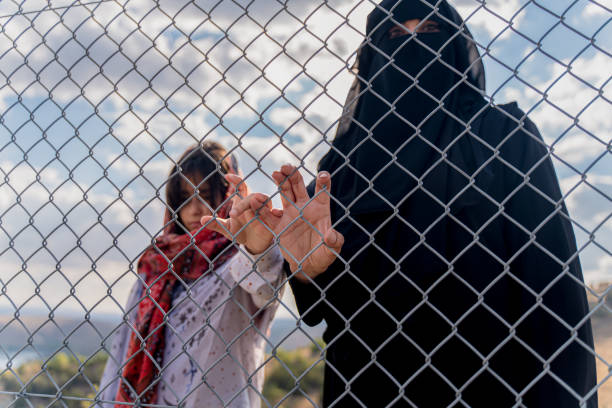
[255,164,344,282]
[200,174,279,255]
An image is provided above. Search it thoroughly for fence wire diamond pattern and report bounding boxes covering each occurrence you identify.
[0,0,610,407]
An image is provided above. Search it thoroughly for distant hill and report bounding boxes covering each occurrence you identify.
[587,282,612,408]
[0,312,327,407]
[0,313,325,367]
[0,342,326,408]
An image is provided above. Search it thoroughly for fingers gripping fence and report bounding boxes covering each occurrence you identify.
[0,0,610,407]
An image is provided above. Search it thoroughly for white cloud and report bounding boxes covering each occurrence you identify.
[0,256,139,317]
[583,253,612,284]
[0,0,46,16]
[0,157,166,257]
[503,51,611,167]
[558,173,611,284]
[452,0,528,39]
[0,0,364,117]
[550,130,608,166]
[560,173,612,222]
[582,0,612,17]
[0,253,302,319]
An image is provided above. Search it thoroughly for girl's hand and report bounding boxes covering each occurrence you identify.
[200,174,280,255]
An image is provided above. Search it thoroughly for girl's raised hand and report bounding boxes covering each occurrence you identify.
[200,174,280,255]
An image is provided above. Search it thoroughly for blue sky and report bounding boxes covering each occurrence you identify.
[0,0,609,321]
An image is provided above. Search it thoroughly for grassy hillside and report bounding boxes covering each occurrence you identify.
[0,342,325,407]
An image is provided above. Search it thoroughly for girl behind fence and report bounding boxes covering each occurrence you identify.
[99,141,283,407]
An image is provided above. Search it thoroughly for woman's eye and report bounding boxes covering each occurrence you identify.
[389,27,409,39]
[419,22,440,33]
[388,21,440,39]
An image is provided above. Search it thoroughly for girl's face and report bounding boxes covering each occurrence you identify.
[177,173,222,231]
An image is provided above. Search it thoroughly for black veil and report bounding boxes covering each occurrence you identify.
[318,0,489,218]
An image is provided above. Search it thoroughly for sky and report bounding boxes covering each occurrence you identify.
[0,0,609,323]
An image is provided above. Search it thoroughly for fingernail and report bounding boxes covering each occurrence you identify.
[328,232,336,245]
[319,171,330,179]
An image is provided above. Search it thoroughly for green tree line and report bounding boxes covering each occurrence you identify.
[0,342,325,408]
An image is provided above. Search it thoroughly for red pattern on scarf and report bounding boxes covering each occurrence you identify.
[115,209,237,406]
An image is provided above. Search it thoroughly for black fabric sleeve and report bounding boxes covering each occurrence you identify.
[285,260,329,327]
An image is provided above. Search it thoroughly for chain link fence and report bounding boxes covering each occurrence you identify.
[0,0,610,407]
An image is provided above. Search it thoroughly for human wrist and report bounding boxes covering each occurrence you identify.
[290,264,323,283]
[243,236,273,256]
[244,243,268,257]
[294,272,314,283]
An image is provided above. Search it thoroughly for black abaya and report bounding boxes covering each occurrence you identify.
[287,1,597,407]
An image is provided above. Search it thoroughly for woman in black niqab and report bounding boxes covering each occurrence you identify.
[287,0,598,407]
[321,0,487,215]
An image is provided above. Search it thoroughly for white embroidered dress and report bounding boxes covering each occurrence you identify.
[98,246,284,407]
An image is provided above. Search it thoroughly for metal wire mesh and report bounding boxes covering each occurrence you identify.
[0,0,610,407]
